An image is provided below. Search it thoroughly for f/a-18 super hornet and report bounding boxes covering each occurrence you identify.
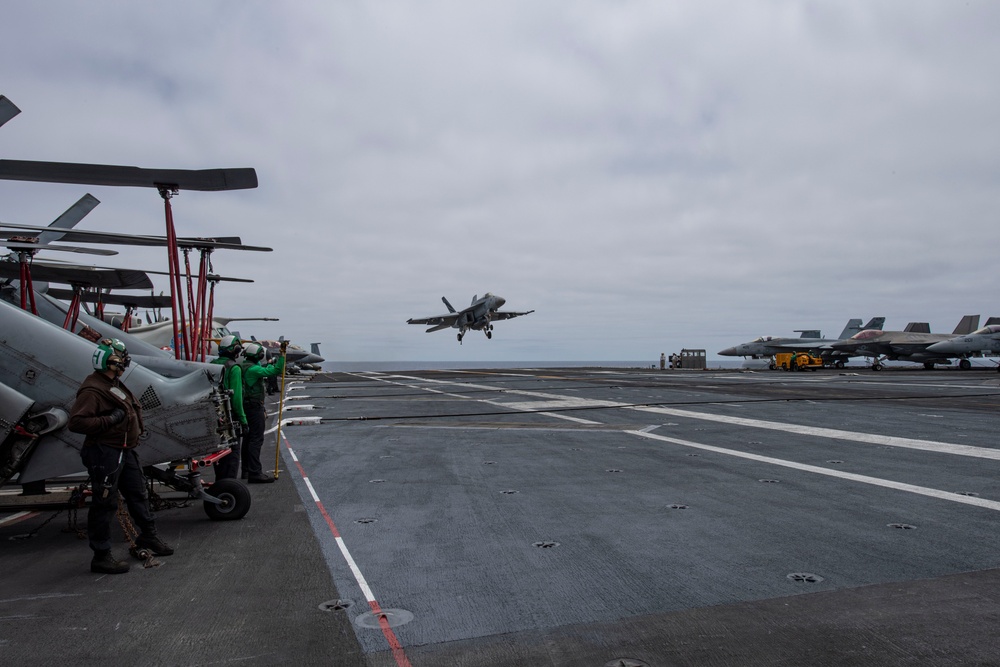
[407,293,534,344]
[718,317,885,368]
[925,318,1000,370]
[829,315,981,370]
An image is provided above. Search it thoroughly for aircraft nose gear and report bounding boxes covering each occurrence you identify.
[457,332,464,344]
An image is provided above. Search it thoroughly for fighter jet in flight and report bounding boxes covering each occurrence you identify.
[407,293,534,344]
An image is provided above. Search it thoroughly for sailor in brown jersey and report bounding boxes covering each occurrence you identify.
[69,338,174,574]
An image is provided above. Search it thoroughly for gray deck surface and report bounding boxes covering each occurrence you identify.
[3,366,1000,666]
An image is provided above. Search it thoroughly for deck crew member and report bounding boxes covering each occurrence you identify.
[239,341,286,483]
[211,335,248,480]
[69,338,174,574]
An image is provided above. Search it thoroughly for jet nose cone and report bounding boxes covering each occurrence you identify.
[496,296,506,307]
[718,347,737,356]
[926,341,952,354]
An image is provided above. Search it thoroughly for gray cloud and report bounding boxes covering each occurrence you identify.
[2,1,998,363]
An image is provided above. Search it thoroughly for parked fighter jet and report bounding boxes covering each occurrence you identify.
[925,318,1000,370]
[718,317,885,368]
[407,293,534,344]
[829,315,981,370]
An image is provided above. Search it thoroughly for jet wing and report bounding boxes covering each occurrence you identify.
[407,313,460,332]
[491,309,535,321]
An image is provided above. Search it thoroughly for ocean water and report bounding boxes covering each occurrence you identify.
[322,359,747,372]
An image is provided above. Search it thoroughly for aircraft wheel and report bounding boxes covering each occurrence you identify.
[486,331,492,339]
[204,478,252,521]
[959,359,972,370]
[924,362,935,370]
[835,360,844,369]
[872,363,883,371]
[769,363,776,370]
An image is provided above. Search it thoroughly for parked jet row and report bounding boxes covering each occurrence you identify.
[722,315,995,370]
[830,315,982,370]
[718,317,885,368]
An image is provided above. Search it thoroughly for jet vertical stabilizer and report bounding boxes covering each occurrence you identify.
[952,315,980,335]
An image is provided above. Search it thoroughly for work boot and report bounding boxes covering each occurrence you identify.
[135,534,175,556]
[91,550,130,574]
[248,475,275,484]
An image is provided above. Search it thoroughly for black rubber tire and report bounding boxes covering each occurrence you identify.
[204,478,252,521]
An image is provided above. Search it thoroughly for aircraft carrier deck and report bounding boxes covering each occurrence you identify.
[3,365,1000,666]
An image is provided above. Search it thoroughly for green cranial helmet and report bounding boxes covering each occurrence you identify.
[243,342,265,362]
[218,334,243,358]
[92,338,130,372]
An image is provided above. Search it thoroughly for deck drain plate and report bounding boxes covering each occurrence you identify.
[787,572,824,583]
[605,660,651,667]
[759,479,780,483]
[319,598,354,612]
[533,541,560,549]
[355,518,378,524]
[668,504,688,510]
[888,523,917,529]
[500,490,519,495]
[354,608,414,629]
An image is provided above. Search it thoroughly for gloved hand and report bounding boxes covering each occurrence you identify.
[280,340,289,353]
[236,422,248,438]
[107,408,126,425]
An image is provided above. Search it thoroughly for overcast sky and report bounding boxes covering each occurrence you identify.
[2,2,998,363]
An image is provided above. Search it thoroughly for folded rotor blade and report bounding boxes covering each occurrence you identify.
[36,194,101,246]
[0,95,20,128]
[0,160,258,191]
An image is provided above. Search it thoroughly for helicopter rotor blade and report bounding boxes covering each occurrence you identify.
[0,160,257,191]
[0,95,20,128]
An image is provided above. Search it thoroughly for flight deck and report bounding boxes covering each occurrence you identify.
[3,366,1000,666]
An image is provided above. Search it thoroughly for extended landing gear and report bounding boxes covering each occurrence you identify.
[959,359,972,370]
[457,332,464,344]
[203,478,252,521]
[144,459,252,521]
[871,361,883,371]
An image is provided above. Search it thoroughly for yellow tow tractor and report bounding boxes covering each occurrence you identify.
[773,351,825,371]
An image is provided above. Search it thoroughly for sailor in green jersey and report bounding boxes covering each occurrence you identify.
[211,335,248,480]
[239,341,286,483]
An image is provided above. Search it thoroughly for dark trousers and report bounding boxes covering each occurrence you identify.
[242,399,266,477]
[81,445,156,552]
[215,436,242,480]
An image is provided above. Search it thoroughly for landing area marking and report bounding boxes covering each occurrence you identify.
[372,374,1000,511]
